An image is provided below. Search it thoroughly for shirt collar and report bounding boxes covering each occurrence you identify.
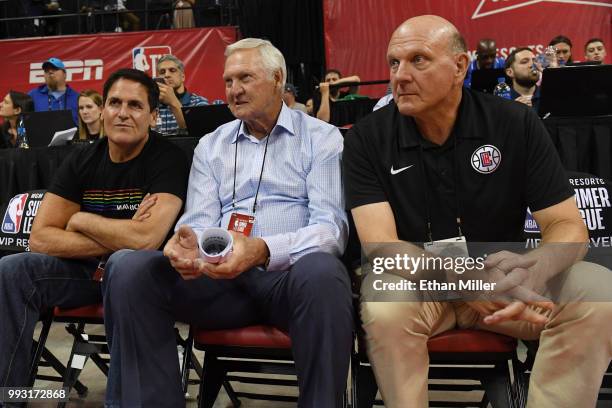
[231,102,295,144]
[178,89,191,104]
[398,87,483,149]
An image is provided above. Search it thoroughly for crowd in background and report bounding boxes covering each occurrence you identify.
[0,32,607,149]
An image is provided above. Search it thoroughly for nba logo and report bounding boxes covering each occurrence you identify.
[2,193,28,234]
[524,208,540,234]
[132,46,172,77]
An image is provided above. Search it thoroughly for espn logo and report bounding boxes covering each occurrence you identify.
[132,46,172,77]
[29,59,104,84]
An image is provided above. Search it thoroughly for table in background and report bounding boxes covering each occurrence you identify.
[1,117,611,207]
[543,115,612,181]
[0,136,200,208]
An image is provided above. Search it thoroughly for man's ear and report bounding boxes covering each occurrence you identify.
[505,67,513,78]
[149,109,158,128]
[456,53,470,80]
[274,70,283,91]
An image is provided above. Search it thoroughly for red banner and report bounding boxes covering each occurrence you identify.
[324,0,611,97]
[0,27,237,103]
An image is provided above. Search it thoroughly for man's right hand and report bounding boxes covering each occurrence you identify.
[466,300,549,325]
[158,82,181,108]
[163,225,201,279]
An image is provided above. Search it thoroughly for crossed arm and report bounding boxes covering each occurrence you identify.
[30,192,183,258]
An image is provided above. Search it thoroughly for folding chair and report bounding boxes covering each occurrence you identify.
[352,328,526,408]
[30,303,196,407]
[192,324,350,408]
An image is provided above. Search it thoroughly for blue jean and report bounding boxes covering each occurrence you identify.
[103,250,354,408]
[0,252,100,390]
[101,249,134,408]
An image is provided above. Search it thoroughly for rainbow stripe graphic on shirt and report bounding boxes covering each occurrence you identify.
[82,188,144,213]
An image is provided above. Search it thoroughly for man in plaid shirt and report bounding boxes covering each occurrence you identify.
[155,54,209,136]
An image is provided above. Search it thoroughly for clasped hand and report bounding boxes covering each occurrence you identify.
[467,250,554,325]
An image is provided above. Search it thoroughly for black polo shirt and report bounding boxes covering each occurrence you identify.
[344,88,573,242]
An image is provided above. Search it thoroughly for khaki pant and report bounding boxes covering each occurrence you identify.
[361,262,612,408]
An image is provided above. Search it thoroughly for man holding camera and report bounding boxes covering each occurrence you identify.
[155,54,209,136]
[102,38,353,408]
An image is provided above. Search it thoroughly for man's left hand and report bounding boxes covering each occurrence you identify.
[479,250,554,324]
[196,231,269,279]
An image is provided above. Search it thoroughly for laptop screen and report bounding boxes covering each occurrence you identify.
[23,110,76,148]
[539,64,612,117]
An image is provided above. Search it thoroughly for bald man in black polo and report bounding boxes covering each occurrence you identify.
[344,15,612,408]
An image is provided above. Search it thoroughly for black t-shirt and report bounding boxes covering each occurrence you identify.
[49,132,189,245]
[343,88,573,242]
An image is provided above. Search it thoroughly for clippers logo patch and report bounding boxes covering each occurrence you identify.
[471,145,501,174]
[2,193,28,234]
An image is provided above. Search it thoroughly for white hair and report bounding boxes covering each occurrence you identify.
[225,38,286,89]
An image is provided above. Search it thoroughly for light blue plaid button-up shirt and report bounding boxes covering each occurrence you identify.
[176,103,348,271]
[156,91,209,136]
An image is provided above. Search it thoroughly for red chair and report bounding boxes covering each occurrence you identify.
[193,325,309,408]
[28,304,108,408]
[352,328,526,408]
[52,303,108,408]
[31,303,198,407]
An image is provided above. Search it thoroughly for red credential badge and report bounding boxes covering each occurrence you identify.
[228,212,255,236]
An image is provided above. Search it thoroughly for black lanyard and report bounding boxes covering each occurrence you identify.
[231,121,271,215]
[416,134,464,243]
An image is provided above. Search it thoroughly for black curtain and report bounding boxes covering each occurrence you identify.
[237,0,325,103]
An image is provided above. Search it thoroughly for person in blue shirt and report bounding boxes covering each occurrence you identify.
[154,54,209,136]
[28,57,79,125]
[464,38,505,88]
[505,47,541,112]
[102,38,353,408]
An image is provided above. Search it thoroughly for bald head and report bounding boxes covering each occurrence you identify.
[386,15,469,120]
[476,38,498,69]
[390,15,467,56]
[477,39,496,53]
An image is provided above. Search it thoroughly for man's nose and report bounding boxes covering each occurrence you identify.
[230,82,243,96]
[118,103,130,118]
[394,62,414,82]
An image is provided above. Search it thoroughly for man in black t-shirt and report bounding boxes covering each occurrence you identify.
[314,68,361,123]
[344,16,612,407]
[0,69,188,391]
